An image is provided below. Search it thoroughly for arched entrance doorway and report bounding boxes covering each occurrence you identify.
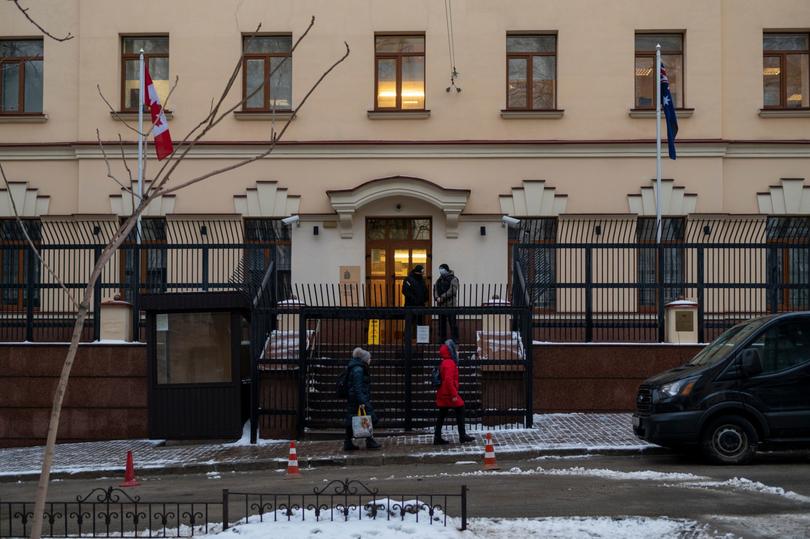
[366,217,431,307]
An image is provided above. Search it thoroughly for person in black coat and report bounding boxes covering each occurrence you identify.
[344,347,381,451]
[402,265,428,337]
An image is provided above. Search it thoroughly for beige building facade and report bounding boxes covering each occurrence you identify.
[1,0,810,295]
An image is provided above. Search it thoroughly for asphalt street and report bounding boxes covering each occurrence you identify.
[3,452,810,538]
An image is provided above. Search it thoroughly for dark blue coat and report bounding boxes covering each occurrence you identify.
[345,357,377,426]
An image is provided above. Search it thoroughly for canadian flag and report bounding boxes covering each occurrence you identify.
[143,64,174,160]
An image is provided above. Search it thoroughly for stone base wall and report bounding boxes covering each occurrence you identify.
[0,344,147,448]
[533,344,704,412]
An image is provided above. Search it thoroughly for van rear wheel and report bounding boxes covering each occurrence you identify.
[701,416,758,465]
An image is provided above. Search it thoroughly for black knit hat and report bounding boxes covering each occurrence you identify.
[413,264,424,274]
[439,263,450,271]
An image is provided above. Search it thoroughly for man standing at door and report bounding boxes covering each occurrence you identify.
[434,263,460,342]
[402,265,428,338]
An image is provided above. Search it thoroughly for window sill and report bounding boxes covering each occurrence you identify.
[367,110,431,120]
[758,109,810,118]
[0,114,48,124]
[111,111,174,121]
[234,110,295,121]
[629,108,694,118]
[500,109,564,119]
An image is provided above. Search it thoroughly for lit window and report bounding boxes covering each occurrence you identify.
[374,35,425,110]
[634,34,683,109]
[763,33,809,109]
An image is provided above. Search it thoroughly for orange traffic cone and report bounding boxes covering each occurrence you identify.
[120,450,140,487]
[285,440,301,478]
[483,432,500,471]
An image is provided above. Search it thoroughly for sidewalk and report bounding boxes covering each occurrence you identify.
[0,414,658,480]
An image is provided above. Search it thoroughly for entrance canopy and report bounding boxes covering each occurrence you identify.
[327,176,470,239]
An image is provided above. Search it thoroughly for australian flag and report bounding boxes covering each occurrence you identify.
[660,64,678,160]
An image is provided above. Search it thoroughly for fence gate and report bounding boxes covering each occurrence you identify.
[253,302,533,440]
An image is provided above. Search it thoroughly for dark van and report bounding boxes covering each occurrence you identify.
[633,312,810,464]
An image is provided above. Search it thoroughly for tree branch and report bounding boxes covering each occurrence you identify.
[9,0,74,41]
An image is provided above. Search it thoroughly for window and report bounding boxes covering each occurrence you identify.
[763,33,809,109]
[636,217,685,310]
[0,39,43,114]
[242,35,292,111]
[121,36,169,112]
[156,312,232,384]
[506,34,556,110]
[244,219,292,295]
[747,318,810,374]
[634,33,683,109]
[0,219,41,309]
[509,218,557,310]
[121,218,167,300]
[766,217,809,311]
[374,34,425,110]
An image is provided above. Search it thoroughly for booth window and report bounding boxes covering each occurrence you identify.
[0,219,41,309]
[155,311,231,384]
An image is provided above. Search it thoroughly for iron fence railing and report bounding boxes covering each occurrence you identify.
[0,482,467,537]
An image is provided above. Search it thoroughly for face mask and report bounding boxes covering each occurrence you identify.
[439,268,448,276]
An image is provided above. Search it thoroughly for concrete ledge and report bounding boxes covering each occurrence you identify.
[367,110,431,120]
[758,109,810,118]
[0,114,48,123]
[234,110,295,121]
[500,110,564,119]
[629,108,694,118]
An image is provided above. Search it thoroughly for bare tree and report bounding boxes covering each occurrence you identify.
[8,0,74,41]
[0,10,348,538]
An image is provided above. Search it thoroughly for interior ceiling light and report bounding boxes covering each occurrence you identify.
[763,67,781,76]
[635,68,653,77]
[788,93,803,101]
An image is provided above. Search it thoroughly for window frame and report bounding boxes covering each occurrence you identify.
[241,34,293,112]
[746,317,810,375]
[636,216,686,313]
[633,32,685,110]
[120,35,169,112]
[244,218,292,294]
[373,33,426,111]
[505,33,558,111]
[119,217,168,300]
[0,218,41,311]
[508,217,557,313]
[763,32,810,110]
[766,216,810,311]
[0,38,44,115]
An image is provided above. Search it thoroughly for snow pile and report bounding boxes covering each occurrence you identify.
[225,421,287,447]
[685,477,810,503]
[201,515,730,538]
[535,466,707,482]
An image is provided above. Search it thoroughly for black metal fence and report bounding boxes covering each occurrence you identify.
[0,481,467,537]
[252,283,532,441]
[514,216,810,343]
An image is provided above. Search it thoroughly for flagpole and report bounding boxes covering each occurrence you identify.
[655,44,662,245]
[136,49,145,245]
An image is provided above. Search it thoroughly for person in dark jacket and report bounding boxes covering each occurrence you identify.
[344,347,381,451]
[402,265,428,337]
[433,263,460,342]
[434,341,474,445]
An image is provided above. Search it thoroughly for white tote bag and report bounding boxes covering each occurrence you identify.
[351,405,373,439]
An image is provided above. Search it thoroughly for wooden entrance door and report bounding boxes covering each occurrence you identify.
[366,218,432,307]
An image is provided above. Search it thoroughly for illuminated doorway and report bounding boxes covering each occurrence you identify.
[365,217,432,307]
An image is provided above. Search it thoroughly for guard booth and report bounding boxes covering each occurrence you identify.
[141,292,250,440]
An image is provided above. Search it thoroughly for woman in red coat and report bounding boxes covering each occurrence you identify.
[434,341,475,445]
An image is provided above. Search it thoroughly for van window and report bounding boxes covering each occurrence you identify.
[748,318,810,374]
[689,317,769,367]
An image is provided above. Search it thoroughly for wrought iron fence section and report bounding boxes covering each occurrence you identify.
[0,487,215,538]
[223,479,467,530]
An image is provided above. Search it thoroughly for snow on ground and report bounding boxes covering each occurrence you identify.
[199,509,733,539]
[224,421,287,447]
[674,477,810,504]
[397,465,708,482]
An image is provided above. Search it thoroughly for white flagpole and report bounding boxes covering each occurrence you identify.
[136,49,145,245]
[655,44,662,244]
